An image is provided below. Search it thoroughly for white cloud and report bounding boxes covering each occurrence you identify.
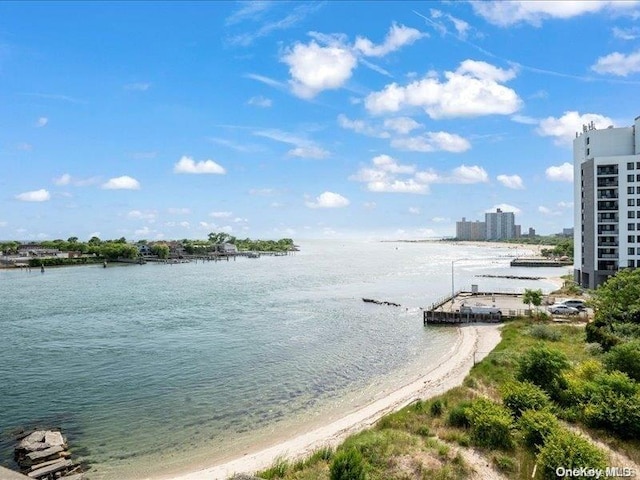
[134,226,152,236]
[558,201,574,209]
[497,174,524,189]
[288,146,330,159]
[538,205,562,216]
[36,117,48,127]
[337,114,389,138]
[174,156,226,174]
[449,165,489,184]
[306,191,350,208]
[127,210,156,220]
[0,221,7,227]
[282,39,357,99]
[15,189,50,202]
[368,179,430,194]
[471,1,637,27]
[391,131,471,153]
[124,82,150,91]
[363,201,377,209]
[210,211,232,218]
[365,60,521,118]
[511,114,538,125]
[383,117,422,134]
[247,95,273,107]
[546,162,574,182]
[537,111,615,145]
[102,176,141,190]
[53,173,100,187]
[408,207,421,214]
[486,203,521,214]
[613,26,640,40]
[431,216,448,223]
[354,22,426,57]
[372,154,416,174]
[591,50,640,76]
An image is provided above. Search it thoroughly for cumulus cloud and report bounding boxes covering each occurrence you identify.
[127,210,156,220]
[167,207,191,215]
[255,129,329,158]
[391,131,471,153]
[591,50,640,76]
[36,117,48,127]
[102,176,141,190]
[538,205,562,216]
[408,207,421,214]
[613,26,640,41]
[282,39,358,99]
[365,60,521,118]
[337,114,389,138]
[15,189,50,202]
[537,111,615,146]
[53,173,100,187]
[54,173,72,186]
[174,156,226,174]
[305,191,350,208]
[383,117,422,134]
[497,174,524,189]
[546,162,574,182]
[471,1,636,27]
[247,95,273,107]
[350,154,488,194]
[354,22,426,57]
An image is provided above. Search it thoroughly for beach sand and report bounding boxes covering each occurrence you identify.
[157,323,502,480]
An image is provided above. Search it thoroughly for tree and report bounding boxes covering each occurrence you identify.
[522,289,543,316]
[604,340,640,382]
[151,243,170,259]
[67,236,78,243]
[88,236,102,246]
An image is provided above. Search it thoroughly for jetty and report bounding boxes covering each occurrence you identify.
[509,257,572,267]
[11,430,85,479]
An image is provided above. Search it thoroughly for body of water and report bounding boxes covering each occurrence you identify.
[0,240,569,478]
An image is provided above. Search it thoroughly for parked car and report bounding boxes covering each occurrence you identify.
[548,304,580,315]
[559,299,586,311]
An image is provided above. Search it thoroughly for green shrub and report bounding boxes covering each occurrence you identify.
[584,342,603,356]
[467,398,514,450]
[528,324,562,341]
[518,409,559,450]
[260,457,290,479]
[538,429,607,480]
[447,402,472,428]
[307,446,333,464]
[492,454,517,472]
[604,340,640,381]
[501,381,551,418]
[330,448,367,480]
[430,399,444,417]
[517,344,570,401]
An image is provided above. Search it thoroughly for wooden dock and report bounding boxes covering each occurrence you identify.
[423,291,532,325]
[510,258,572,267]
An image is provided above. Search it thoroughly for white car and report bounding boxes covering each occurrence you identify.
[548,304,580,315]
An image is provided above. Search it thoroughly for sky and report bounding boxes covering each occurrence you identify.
[2,1,640,241]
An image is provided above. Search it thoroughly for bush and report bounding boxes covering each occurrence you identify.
[467,398,514,450]
[538,429,607,480]
[430,399,444,417]
[492,454,517,472]
[528,324,562,342]
[518,409,559,450]
[501,381,551,418]
[517,344,570,401]
[447,402,472,428]
[330,448,367,480]
[604,340,640,381]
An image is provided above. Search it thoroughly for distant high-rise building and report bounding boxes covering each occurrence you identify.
[456,217,486,241]
[562,228,574,237]
[574,115,640,289]
[485,208,516,240]
[528,227,536,237]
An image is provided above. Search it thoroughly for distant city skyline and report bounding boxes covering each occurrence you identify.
[3,1,640,240]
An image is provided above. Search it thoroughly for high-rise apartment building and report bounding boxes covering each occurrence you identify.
[574,116,640,289]
[456,217,486,240]
[485,208,516,240]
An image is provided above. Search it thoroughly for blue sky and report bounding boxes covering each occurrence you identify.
[2,1,640,241]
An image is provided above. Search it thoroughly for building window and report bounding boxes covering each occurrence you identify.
[629,235,635,243]
[629,162,635,170]
[637,174,640,181]
[629,186,636,194]
[629,260,636,268]
[630,211,636,219]
[629,175,635,182]
[629,199,636,207]
[587,137,590,145]
[630,223,636,230]
[637,161,640,169]
[587,148,590,156]
[629,248,635,255]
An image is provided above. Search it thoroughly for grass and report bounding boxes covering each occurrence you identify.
[255,319,637,480]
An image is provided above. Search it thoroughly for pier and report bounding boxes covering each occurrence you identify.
[423,291,534,325]
[509,257,572,267]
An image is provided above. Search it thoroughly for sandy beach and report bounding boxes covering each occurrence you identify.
[157,323,502,480]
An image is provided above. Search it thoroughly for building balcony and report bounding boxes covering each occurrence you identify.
[598,242,619,247]
[597,229,619,235]
[598,254,619,259]
[597,261,618,271]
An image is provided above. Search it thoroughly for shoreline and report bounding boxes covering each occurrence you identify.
[155,323,502,480]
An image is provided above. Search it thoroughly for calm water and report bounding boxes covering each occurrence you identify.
[0,240,568,478]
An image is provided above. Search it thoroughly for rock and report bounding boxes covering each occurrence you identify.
[18,431,46,452]
[44,431,65,448]
[27,459,72,478]
[25,445,64,464]
[229,475,263,480]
